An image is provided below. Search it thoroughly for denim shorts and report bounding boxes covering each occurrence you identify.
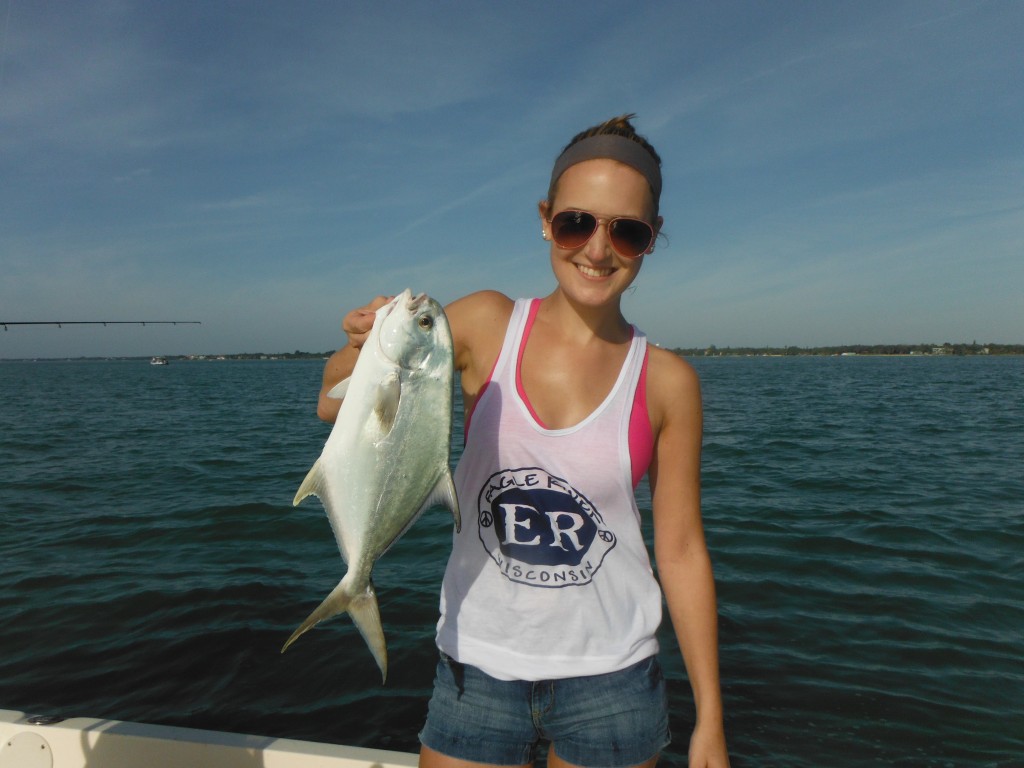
[419,653,671,767]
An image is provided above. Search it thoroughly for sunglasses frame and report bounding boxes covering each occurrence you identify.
[546,209,656,259]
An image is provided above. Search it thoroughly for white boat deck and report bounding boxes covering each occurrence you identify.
[0,709,418,768]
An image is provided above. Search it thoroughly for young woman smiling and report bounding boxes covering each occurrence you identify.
[318,115,730,768]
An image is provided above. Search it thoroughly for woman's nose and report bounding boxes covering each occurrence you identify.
[583,220,614,262]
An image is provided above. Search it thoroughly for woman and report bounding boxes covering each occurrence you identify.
[318,116,729,768]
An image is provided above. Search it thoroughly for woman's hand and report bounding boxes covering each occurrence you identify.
[688,718,730,768]
[317,295,393,423]
[342,295,393,350]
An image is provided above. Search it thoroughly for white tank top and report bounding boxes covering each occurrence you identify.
[435,299,662,681]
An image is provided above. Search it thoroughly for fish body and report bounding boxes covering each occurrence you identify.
[285,290,460,682]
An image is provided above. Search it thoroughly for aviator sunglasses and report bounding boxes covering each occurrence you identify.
[547,209,656,259]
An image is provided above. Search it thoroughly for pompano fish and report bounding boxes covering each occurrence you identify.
[284,289,460,682]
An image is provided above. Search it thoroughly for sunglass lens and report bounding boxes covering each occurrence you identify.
[551,211,597,249]
[609,219,654,258]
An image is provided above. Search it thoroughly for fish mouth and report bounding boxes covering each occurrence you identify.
[374,289,431,365]
[377,289,412,322]
[381,289,426,315]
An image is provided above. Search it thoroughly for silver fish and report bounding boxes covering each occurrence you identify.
[284,289,460,682]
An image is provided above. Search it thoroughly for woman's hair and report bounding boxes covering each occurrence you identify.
[547,114,663,217]
[560,114,662,165]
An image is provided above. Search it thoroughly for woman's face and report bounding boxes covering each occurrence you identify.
[540,158,662,310]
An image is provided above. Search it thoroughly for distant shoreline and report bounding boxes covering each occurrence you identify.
[3,342,1023,363]
[0,352,333,363]
[671,342,1023,357]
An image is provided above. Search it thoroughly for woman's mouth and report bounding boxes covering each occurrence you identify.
[575,263,615,279]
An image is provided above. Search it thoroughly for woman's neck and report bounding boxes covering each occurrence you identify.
[539,289,632,345]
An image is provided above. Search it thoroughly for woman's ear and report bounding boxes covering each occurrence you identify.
[647,216,664,254]
[538,200,552,240]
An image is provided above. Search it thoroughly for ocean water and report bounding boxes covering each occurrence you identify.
[1,355,1021,767]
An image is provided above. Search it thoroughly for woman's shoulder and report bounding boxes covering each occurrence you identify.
[646,344,699,387]
[645,344,701,430]
[445,290,515,336]
[446,289,515,315]
[445,291,516,373]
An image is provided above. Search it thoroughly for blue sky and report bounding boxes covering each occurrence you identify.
[1,0,1021,358]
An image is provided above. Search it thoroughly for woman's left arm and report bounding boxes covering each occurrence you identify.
[647,349,730,768]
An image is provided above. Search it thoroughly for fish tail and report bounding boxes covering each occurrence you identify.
[281,577,388,683]
[349,581,387,683]
[281,577,352,653]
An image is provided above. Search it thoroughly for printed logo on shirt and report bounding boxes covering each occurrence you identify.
[476,466,616,588]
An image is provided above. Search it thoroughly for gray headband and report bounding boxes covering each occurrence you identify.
[549,134,662,204]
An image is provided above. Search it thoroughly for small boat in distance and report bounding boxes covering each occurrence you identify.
[150,356,169,365]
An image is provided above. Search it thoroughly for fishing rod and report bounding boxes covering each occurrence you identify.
[2,321,201,331]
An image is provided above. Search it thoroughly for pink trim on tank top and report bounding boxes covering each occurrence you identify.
[462,299,654,487]
[515,300,548,428]
[461,300,544,439]
[629,351,653,488]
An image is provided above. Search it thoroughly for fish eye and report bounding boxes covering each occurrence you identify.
[418,315,434,330]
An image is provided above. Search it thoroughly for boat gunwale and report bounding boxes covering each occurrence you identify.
[0,708,419,768]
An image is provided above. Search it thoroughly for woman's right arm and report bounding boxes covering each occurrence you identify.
[317,295,394,423]
[317,290,513,424]
[442,290,513,412]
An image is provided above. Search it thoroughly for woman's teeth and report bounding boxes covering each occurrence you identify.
[576,264,613,278]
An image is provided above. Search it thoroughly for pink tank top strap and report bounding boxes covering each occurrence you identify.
[470,298,654,487]
[629,350,653,488]
[515,299,547,428]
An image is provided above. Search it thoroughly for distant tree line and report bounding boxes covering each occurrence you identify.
[12,343,1022,364]
[220,350,337,360]
[673,342,1024,357]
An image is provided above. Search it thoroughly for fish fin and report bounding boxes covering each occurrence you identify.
[293,457,325,506]
[326,378,350,399]
[373,371,401,433]
[281,576,351,653]
[422,470,461,533]
[281,577,388,683]
[349,582,387,683]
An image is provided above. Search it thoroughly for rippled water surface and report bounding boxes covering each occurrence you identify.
[1,356,1022,766]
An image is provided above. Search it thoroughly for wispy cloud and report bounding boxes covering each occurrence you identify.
[197,194,280,212]
[1,1,1021,358]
